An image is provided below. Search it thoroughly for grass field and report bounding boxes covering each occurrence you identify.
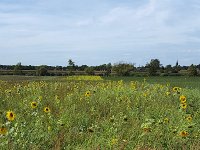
[0,75,200,149]
[0,75,200,89]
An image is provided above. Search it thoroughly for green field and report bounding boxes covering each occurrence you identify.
[0,75,200,149]
[1,75,200,89]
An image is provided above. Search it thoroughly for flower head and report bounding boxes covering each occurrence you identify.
[179,131,189,137]
[85,91,91,97]
[186,116,192,122]
[31,102,37,109]
[0,127,7,135]
[180,95,186,103]
[6,111,15,121]
[44,107,50,113]
[143,127,151,132]
[173,87,179,92]
[181,103,187,109]
[164,118,169,123]
[166,92,170,96]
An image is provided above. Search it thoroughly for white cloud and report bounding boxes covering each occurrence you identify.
[1,0,200,65]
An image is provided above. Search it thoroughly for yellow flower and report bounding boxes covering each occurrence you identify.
[181,103,187,109]
[173,87,179,92]
[44,107,50,113]
[186,116,192,122]
[39,96,42,101]
[143,127,151,132]
[179,95,186,103]
[111,138,118,145]
[164,118,169,123]
[6,111,15,121]
[85,91,91,97]
[179,131,188,137]
[31,102,37,108]
[166,92,170,96]
[143,93,147,97]
[0,127,7,135]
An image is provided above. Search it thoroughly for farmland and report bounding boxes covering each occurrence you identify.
[0,76,200,149]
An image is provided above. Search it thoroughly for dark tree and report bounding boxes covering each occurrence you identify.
[112,62,134,76]
[146,59,160,76]
[14,62,23,75]
[187,64,198,76]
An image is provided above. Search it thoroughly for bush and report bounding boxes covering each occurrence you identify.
[112,62,134,76]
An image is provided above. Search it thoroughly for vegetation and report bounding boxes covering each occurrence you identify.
[0,76,200,149]
[112,62,134,76]
[1,59,200,76]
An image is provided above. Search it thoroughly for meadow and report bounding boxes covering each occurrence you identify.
[0,75,200,149]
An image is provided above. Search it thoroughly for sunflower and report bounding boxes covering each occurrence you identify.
[186,116,192,122]
[179,95,186,103]
[143,127,151,132]
[179,131,188,137]
[173,87,179,92]
[0,127,7,135]
[6,111,15,121]
[44,107,50,113]
[181,103,187,109]
[164,118,169,123]
[85,91,91,97]
[31,102,37,108]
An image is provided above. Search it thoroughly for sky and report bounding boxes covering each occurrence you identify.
[1,0,200,66]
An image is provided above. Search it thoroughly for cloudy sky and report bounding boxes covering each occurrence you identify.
[1,0,200,66]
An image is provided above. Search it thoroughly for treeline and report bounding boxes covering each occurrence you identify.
[0,59,200,76]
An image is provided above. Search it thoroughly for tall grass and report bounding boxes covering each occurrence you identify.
[0,76,200,149]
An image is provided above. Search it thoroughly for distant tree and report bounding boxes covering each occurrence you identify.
[187,64,197,76]
[85,67,95,75]
[67,59,75,75]
[165,65,172,73]
[37,65,49,76]
[79,65,88,71]
[14,62,23,75]
[112,62,134,76]
[105,63,112,76]
[146,59,160,76]
[68,59,75,68]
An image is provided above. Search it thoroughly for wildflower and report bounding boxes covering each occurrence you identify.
[111,138,118,145]
[181,103,187,109]
[179,131,189,137]
[143,127,151,132]
[85,91,91,97]
[164,118,169,123]
[44,107,50,113]
[0,127,7,135]
[6,111,15,121]
[173,87,179,92]
[87,127,94,133]
[143,93,147,97]
[39,96,42,101]
[166,92,170,96]
[186,116,192,122]
[31,102,37,109]
[180,95,186,103]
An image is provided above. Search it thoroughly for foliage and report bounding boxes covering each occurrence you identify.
[14,62,23,75]
[37,66,49,76]
[146,59,160,76]
[84,67,95,75]
[112,62,134,76]
[187,64,198,76]
[0,76,200,149]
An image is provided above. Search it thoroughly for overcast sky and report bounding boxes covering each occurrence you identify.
[1,0,200,66]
